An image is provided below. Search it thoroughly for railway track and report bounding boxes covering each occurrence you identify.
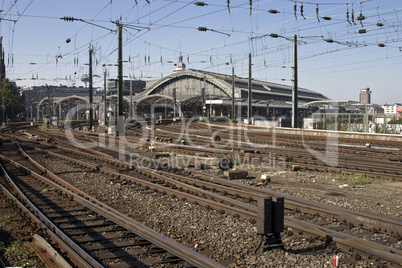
[0,140,226,268]
[5,129,402,267]
[19,123,402,182]
[122,122,402,180]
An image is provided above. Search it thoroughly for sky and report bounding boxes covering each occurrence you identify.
[1,0,402,105]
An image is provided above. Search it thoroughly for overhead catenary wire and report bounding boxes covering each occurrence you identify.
[1,0,401,94]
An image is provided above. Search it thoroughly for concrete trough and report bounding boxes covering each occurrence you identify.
[224,169,248,180]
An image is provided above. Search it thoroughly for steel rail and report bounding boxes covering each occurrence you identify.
[32,234,74,268]
[0,155,227,268]
[28,146,257,219]
[21,136,402,237]
[187,169,402,237]
[0,163,101,268]
[15,127,402,180]
[18,135,402,237]
[9,129,402,266]
[147,125,402,176]
[285,219,402,266]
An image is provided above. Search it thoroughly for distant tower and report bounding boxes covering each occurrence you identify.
[0,37,6,80]
[359,88,371,104]
[81,74,89,87]
[174,53,186,72]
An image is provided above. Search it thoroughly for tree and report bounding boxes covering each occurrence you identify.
[0,78,22,124]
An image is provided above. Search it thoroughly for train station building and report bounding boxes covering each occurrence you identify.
[25,55,330,126]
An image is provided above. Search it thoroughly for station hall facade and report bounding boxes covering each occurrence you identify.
[29,55,329,124]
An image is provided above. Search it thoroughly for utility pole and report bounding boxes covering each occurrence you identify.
[231,66,235,121]
[117,22,124,135]
[129,77,133,120]
[248,53,252,125]
[46,85,53,118]
[202,76,206,118]
[104,69,107,126]
[89,47,93,130]
[30,94,34,121]
[173,88,176,120]
[2,90,5,125]
[292,34,298,128]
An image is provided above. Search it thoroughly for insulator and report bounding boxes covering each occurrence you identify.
[358,29,367,34]
[378,43,385,47]
[61,16,75,21]
[198,26,208,32]
[322,16,331,21]
[376,22,384,27]
[269,33,279,38]
[268,9,279,14]
[294,1,297,19]
[301,3,305,19]
[357,11,365,26]
[325,39,334,43]
[316,4,320,22]
[195,2,207,6]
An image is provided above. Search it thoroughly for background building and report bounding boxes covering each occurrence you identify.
[359,88,371,104]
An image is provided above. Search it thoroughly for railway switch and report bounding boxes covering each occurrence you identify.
[256,197,284,253]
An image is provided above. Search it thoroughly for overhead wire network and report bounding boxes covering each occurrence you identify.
[1,0,402,102]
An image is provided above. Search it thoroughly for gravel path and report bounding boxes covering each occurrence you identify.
[27,149,380,267]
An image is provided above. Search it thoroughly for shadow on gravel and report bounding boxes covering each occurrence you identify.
[286,243,332,256]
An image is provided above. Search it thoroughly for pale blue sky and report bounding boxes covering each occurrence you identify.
[1,0,402,104]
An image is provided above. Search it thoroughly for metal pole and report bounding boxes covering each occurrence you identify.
[232,66,235,121]
[203,77,206,117]
[173,88,176,120]
[201,84,206,118]
[292,34,298,128]
[117,22,123,135]
[59,104,62,121]
[248,53,252,125]
[89,47,93,130]
[104,69,107,125]
[130,77,133,120]
[209,92,212,118]
[2,94,4,125]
